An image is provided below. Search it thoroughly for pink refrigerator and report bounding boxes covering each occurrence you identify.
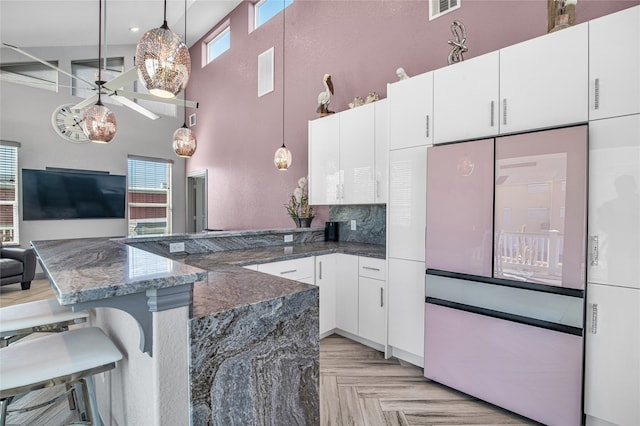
[424,125,588,426]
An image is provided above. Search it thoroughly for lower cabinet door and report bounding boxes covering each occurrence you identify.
[358,277,385,345]
[335,254,359,335]
[387,258,425,362]
[584,283,640,426]
[316,254,337,335]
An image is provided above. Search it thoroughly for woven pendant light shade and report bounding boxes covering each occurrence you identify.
[135,24,191,98]
[172,125,197,158]
[83,101,117,143]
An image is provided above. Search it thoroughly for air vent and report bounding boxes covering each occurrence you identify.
[430,0,460,20]
[258,47,274,97]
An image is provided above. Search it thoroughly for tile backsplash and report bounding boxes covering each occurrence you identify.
[329,204,386,245]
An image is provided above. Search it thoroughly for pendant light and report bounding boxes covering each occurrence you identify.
[172,0,197,158]
[83,0,117,144]
[274,0,292,170]
[135,0,191,99]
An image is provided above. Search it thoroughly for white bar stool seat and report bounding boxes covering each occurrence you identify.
[0,327,123,426]
[0,298,89,346]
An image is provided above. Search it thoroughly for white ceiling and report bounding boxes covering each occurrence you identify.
[0,0,242,49]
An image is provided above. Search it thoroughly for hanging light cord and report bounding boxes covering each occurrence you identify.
[96,0,104,103]
[162,0,169,29]
[281,0,286,149]
[183,0,188,128]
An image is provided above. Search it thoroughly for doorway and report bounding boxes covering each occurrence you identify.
[187,170,207,233]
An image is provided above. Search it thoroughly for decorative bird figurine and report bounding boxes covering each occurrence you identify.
[316,74,334,116]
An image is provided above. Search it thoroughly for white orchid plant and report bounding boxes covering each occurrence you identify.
[286,177,313,219]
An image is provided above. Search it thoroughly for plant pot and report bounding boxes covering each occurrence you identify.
[293,216,314,228]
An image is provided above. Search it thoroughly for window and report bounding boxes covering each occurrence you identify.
[254,0,293,29]
[206,25,231,65]
[127,157,173,236]
[258,47,274,97]
[0,61,58,92]
[0,143,19,244]
[429,0,460,20]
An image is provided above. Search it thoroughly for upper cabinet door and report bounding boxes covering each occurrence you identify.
[340,103,375,204]
[374,100,389,203]
[308,114,340,205]
[589,6,640,120]
[388,145,427,261]
[588,115,640,289]
[433,52,500,144]
[499,23,588,134]
[494,126,588,290]
[388,72,434,150]
[426,139,495,277]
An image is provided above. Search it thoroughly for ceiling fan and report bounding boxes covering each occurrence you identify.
[1,42,199,121]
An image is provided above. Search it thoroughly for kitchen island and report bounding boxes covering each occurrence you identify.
[32,229,384,425]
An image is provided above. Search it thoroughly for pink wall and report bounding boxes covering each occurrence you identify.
[186,0,637,231]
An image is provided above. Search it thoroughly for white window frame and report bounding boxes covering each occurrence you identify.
[0,142,19,245]
[71,57,124,99]
[429,0,460,21]
[253,0,293,31]
[204,22,231,66]
[127,156,173,236]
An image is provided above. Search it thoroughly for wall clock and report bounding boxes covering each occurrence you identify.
[51,104,89,143]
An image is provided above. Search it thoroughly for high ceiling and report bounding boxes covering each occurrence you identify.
[0,0,242,49]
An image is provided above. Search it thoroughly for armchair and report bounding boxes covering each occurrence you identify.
[0,246,36,290]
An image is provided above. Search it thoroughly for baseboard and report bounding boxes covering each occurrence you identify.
[386,345,424,369]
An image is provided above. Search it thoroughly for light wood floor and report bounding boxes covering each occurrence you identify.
[2,280,536,426]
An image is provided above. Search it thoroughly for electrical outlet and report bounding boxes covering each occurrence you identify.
[350,220,357,231]
[169,242,185,253]
[284,234,293,243]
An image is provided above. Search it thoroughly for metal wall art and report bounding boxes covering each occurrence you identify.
[447,20,468,65]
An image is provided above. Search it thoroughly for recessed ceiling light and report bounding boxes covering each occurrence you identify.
[129,27,140,32]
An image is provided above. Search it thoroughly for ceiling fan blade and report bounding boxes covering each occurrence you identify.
[72,95,99,110]
[2,42,97,89]
[102,67,138,91]
[115,90,199,109]
[111,95,161,120]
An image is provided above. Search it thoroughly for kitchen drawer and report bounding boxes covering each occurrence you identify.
[257,257,315,282]
[358,257,385,280]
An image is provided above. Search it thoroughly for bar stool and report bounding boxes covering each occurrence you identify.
[0,327,123,426]
[0,298,90,347]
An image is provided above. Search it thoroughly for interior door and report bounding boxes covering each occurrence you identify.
[187,172,207,233]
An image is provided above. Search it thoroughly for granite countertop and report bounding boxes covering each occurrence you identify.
[31,237,208,305]
[32,235,384,318]
[182,241,385,318]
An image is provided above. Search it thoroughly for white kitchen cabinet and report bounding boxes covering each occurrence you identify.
[387,258,425,367]
[335,254,359,336]
[433,51,500,144]
[308,101,388,205]
[584,283,640,426]
[308,114,340,205]
[315,254,337,336]
[388,71,434,149]
[340,103,375,204]
[588,115,640,289]
[387,145,427,262]
[358,257,386,346]
[374,100,388,203]
[589,6,640,120]
[257,257,315,283]
[499,22,588,134]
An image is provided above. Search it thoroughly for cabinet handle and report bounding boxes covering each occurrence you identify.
[425,114,430,138]
[363,266,380,272]
[490,100,495,127]
[502,98,508,125]
[591,303,598,334]
[375,180,379,198]
[318,261,322,280]
[591,235,599,266]
[380,287,384,307]
[280,269,297,275]
[594,78,600,110]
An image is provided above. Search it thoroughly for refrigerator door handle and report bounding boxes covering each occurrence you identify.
[591,303,598,334]
[591,235,599,266]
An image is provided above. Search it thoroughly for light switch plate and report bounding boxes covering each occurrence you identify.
[350,220,357,231]
[284,234,293,243]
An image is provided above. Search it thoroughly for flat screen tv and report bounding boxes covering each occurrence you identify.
[22,168,126,220]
